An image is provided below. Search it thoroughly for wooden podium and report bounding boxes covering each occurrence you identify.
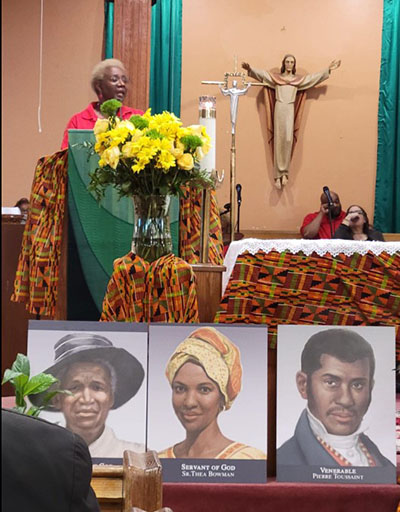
[91,450,162,512]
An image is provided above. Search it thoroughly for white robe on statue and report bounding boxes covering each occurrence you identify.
[249,67,330,179]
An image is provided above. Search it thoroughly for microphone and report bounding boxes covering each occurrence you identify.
[236,184,242,205]
[220,203,231,216]
[323,186,334,207]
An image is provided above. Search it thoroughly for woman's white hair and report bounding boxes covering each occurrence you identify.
[91,58,127,92]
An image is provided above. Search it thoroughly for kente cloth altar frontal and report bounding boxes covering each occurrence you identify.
[215,238,400,352]
[11,142,223,318]
[100,252,199,323]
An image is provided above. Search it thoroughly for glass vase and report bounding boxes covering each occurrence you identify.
[131,195,173,262]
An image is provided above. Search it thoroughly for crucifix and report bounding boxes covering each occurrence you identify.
[202,57,260,243]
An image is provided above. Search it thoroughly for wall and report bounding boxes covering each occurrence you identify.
[2,0,383,232]
[181,0,383,231]
[1,0,104,205]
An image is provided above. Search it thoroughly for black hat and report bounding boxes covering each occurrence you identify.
[30,333,145,410]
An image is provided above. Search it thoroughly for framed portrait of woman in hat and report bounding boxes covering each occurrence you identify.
[27,320,148,464]
[147,323,268,483]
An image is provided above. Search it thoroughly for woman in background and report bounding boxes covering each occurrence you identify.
[159,327,266,460]
[333,205,385,241]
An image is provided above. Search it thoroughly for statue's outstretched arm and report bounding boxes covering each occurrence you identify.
[329,59,341,71]
[219,85,229,97]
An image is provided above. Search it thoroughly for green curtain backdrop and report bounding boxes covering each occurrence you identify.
[149,0,182,115]
[374,0,400,232]
[104,1,114,58]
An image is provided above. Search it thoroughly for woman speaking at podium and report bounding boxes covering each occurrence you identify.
[159,327,266,460]
[61,58,143,149]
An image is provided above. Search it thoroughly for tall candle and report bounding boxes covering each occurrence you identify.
[198,96,216,176]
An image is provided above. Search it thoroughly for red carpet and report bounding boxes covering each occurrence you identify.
[163,479,400,512]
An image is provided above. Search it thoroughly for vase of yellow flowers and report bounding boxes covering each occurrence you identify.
[88,100,213,262]
[131,194,172,262]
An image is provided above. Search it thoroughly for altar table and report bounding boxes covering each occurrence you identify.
[216,238,400,352]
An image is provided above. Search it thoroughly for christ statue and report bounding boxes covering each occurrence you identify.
[242,56,341,189]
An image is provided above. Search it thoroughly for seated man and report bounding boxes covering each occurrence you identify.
[2,408,100,512]
[61,58,143,149]
[301,190,345,239]
[30,333,146,458]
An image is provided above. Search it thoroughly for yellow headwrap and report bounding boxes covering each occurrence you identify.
[165,327,242,410]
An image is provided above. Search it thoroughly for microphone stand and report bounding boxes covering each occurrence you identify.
[328,203,334,238]
[236,186,242,234]
[235,184,244,241]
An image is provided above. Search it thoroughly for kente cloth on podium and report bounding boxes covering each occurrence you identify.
[215,239,400,352]
[100,252,199,323]
[11,139,223,318]
[11,149,68,317]
[179,186,224,265]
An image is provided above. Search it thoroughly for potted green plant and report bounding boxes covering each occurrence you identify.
[1,353,70,417]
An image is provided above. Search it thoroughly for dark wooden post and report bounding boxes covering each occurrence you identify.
[113,0,152,112]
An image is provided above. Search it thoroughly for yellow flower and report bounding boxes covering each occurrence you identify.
[147,111,182,139]
[157,150,176,170]
[187,124,204,137]
[106,126,130,147]
[177,153,194,171]
[177,127,191,139]
[102,146,120,169]
[186,124,211,161]
[143,108,152,121]
[95,132,111,154]
[171,140,184,159]
[94,118,110,135]
[95,141,106,155]
[131,161,146,173]
[121,141,138,159]
[196,136,211,160]
[118,120,135,131]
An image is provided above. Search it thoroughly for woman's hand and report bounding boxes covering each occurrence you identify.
[343,211,359,227]
[329,59,341,71]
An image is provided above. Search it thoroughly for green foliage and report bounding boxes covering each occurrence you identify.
[1,353,70,417]
[146,129,164,140]
[129,115,149,130]
[180,134,203,152]
[100,99,122,118]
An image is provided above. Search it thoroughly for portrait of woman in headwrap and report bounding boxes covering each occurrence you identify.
[158,326,266,460]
